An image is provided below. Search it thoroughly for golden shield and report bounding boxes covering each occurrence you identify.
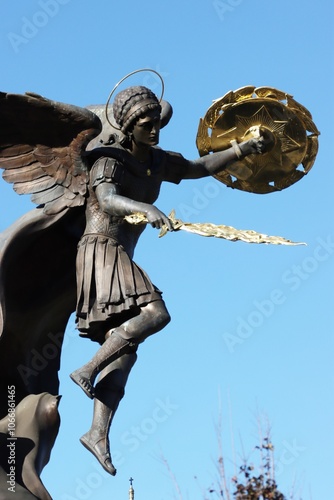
[196,86,320,194]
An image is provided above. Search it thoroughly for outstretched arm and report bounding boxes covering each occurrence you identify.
[183,136,266,179]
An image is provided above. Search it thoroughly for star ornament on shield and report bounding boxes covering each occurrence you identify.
[196,86,320,194]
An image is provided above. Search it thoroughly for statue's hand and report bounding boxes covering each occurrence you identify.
[239,136,266,156]
[145,205,174,231]
[239,130,274,157]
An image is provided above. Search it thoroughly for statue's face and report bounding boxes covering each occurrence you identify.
[131,108,161,148]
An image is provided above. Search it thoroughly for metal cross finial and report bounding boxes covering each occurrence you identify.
[129,477,134,500]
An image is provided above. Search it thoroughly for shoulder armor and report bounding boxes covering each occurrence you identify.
[91,157,124,187]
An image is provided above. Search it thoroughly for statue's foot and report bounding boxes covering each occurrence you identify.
[70,370,95,399]
[80,433,116,476]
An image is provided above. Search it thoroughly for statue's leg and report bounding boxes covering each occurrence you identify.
[80,351,137,475]
[70,300,170,398]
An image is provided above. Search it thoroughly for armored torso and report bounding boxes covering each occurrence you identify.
[83,145,189,256]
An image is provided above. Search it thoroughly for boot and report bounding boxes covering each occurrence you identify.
[79,352,137,475]
[80,397,118,476]
[70,328,136,399]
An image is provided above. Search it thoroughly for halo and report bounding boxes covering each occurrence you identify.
[105,68,165,130]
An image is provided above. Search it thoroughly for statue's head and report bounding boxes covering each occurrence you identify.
[113,86,161,134]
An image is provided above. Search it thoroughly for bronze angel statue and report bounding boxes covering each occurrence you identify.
[0,76,270,495]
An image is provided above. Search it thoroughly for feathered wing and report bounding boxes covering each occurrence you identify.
[0,92,102,215]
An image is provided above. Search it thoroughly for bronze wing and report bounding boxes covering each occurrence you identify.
[0,91,102,214]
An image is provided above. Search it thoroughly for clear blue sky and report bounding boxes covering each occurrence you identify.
[1,1,333,499]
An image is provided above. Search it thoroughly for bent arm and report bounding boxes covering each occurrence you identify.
[96,182,149,216]
[183,136,266,179]
[95,182,173,230]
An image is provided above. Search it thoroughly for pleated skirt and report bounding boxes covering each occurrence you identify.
[76,234,162,340]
